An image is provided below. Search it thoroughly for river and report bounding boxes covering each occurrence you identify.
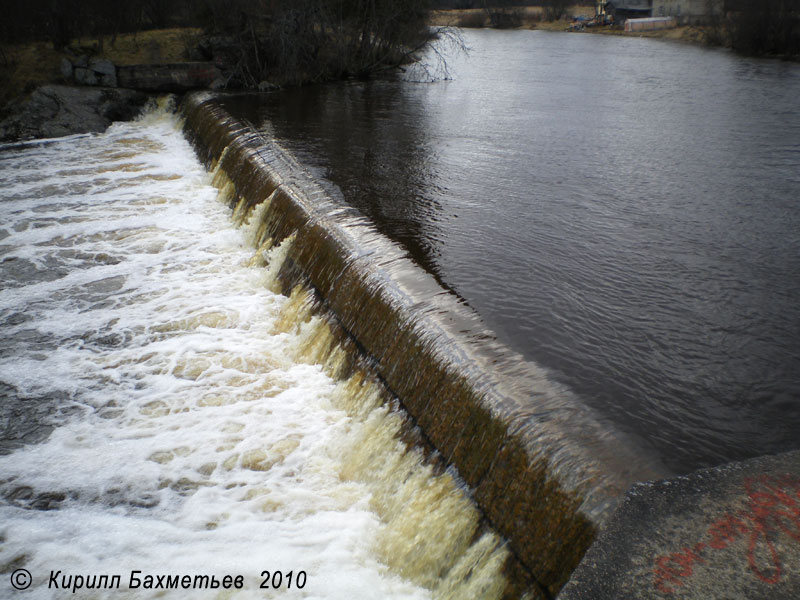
[223,29,800,475]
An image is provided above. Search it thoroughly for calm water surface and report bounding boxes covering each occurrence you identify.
[225,30,800,474]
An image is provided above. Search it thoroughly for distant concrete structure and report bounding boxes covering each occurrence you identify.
[625,16,678,31]
[598,0,652,21]
[598,0,719,23]
[116,63,221,93]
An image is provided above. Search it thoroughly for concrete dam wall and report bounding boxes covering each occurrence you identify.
[179,92,665,597]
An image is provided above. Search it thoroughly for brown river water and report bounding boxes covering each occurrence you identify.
[223,29,800,475]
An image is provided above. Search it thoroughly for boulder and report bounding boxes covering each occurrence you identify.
[59,58,73,80]
[73,67,98,86]
[0,85,150,143]
[89,58,115,76]
[89,58,117,87]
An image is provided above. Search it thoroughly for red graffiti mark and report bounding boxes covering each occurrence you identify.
[653,543,707,594]
[652,474,800,594]
[742,475,800,584]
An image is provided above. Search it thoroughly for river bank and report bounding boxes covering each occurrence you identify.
[0,8,710,115]
[242,26,800,475]
[429,7,713,47]
[0,8,789,144]
[0,28,206,142]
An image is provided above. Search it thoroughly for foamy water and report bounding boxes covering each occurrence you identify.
[0,108,508,599]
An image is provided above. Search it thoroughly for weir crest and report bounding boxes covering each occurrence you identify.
[180,92,667,596]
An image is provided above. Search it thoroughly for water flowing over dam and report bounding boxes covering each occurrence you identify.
[4,28,800,599]
[179,92,668,595]
[0,96,665,598]
[1,106,530,599]
[224,29,800,477]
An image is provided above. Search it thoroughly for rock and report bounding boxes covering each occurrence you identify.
[560,450,800,600]
[59,59,73,80]
[89,58,115,76]
[187,39,213,61]
[89,58,117,87]
[99,72,117,87]
[73,67,98,86]
[0,85,150,143]
[74,55,89,68]
[65,58,118,88]
[116,62,221,92]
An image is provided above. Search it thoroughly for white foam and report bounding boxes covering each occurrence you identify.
[0,110,455,598]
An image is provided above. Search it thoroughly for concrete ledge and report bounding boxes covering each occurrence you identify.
[560,450,800,599]
[624,17,678,32]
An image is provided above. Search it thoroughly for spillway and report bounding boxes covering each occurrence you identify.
[180,93,668,596]
[0,103,530,599]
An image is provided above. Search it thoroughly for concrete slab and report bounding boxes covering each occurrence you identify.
[559,451,800,599]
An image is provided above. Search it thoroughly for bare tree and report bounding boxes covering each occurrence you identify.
[727,0,800,56]
[703,0,727,46]
[542,0,571,21]
[481,0,524,28]
[200,0,456,87]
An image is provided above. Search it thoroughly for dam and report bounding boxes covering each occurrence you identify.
[180,89,668,596]
[2,28,799,599]
[1,105,521,599]
[220,30,800,477]
[0,96,642,600]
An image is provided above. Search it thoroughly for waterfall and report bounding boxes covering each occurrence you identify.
[0,104,531,599]
[181,93,666,596]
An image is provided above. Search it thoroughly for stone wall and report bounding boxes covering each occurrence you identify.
[59,56,221,92]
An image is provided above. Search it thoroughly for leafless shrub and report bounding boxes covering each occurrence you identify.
[485,7,523,28]
[199,0,459,87]
[542,0,570,22]
[403,26,468,81]
[458,10,488,27]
